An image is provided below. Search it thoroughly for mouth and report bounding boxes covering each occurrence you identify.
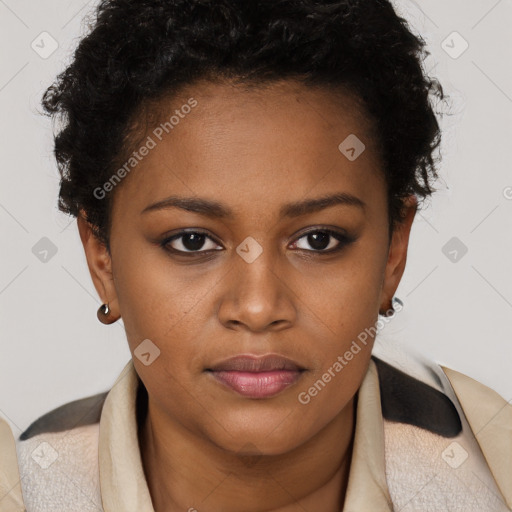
[205,354,306,399]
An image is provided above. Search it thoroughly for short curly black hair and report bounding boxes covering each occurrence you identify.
[43,0,446,249]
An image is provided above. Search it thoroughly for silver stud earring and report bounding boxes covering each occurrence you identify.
[97,303,117,325]
[380,296,403,317]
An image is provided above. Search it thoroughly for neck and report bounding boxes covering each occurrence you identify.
[139,396,356,512]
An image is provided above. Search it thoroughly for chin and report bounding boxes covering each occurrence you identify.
[206,422,306,458]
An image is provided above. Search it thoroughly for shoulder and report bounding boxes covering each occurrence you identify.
[16,391,108,512]
[371,351,512,511]
[0,417,25,510]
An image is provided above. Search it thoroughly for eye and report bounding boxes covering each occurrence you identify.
[160,227,354,256]
[290,229,353,253]
[161,230,223,254]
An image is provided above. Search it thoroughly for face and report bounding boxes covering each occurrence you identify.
[79,79,416,456]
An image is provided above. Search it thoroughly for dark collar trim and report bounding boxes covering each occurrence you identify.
[19,392,107,441]
[372,356,462,438]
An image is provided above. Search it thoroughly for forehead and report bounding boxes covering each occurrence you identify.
[111,79,386,221]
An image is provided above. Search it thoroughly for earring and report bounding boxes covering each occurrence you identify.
[97,302,118,325]
[379,296,403,317]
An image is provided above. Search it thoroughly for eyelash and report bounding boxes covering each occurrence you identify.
[159,228,355,257]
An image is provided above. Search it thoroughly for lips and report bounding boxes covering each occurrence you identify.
[206,354,306,399]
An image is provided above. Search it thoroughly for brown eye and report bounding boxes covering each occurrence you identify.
[162,231,222,254]
[291,229,354,253]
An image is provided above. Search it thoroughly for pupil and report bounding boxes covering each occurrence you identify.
[183,233,206,251]
[308,232,330,250]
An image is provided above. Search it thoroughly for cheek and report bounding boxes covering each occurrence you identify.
[294,238,386,408]
[113,254,234,403]
[112,245,207,359]
[297,246,385,341]
[297,347,372,431]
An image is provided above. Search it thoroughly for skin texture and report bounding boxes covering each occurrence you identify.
[78,79,417,511]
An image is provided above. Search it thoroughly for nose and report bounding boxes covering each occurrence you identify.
[217,248,297,333]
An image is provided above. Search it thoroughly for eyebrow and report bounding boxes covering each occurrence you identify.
[140,192,366,219]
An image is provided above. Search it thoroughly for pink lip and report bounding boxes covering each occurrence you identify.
[206,354,306,399]
[208,370,304,398]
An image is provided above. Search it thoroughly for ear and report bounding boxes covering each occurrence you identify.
[77,210,120,320]
[379,195,418,313]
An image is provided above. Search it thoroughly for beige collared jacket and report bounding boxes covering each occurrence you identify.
[1,350,511,511]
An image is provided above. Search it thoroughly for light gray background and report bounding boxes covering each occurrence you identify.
[1,0,511,437]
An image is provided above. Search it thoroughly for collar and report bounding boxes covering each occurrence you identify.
[342,359,393,511]
[99,362,154,511]
[99,358,391,511]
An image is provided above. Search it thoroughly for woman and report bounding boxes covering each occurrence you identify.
[1,0,510,510]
